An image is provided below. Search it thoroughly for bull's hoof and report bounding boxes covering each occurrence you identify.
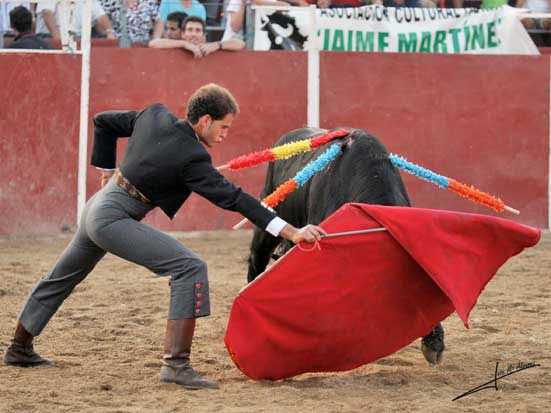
[421,342,444,367]
[421,323,445,367]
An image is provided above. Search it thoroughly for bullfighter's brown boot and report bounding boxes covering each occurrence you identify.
[159,318,218,389]
[3,321,53,367]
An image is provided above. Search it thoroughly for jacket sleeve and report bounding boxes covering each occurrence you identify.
[90,110,139,168]
[181,152,277,229]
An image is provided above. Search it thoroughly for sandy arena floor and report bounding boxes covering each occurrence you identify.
[0,230,550,413]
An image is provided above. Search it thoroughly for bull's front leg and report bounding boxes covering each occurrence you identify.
[247,227,281,283]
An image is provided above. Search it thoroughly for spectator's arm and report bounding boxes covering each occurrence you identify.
[152,19,164,40]
[148,38,188,48]
[221,39,245,51]
[95,14,116,39]
[42,9,61,39]
[230,1,246,34]
[148,38,203,57]
[200,39,245,55]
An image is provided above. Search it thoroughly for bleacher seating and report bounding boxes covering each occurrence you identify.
[200,0,226,41]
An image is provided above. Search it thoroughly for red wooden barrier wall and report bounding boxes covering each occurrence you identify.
[0,53,81,234]
[321,52,549,227]
[0,49,548,234]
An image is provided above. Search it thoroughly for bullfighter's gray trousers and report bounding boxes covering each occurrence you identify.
[18,180,210,337]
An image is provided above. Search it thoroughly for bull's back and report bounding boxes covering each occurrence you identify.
[265,127,410,227]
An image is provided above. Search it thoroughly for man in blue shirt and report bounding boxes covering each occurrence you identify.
[159,0,206,23]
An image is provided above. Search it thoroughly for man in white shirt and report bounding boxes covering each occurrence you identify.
[36,0,115,40]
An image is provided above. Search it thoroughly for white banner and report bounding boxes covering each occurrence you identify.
[254,5,539,55]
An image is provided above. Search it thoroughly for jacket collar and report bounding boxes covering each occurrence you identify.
[179,119,200,142]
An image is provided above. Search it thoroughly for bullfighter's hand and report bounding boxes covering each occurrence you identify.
[100,170,115,187]
[291,224,327,244]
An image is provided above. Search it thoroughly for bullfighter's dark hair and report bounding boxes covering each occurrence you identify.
[187,83,239,124]
[10,6,33,33]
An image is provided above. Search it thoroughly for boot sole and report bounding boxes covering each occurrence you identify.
[160,377,218,390]
[4,360,54,367]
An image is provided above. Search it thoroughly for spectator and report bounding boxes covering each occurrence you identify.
[100,0,164,44]
[159,0,206,23]
[1,1,30,38]
[516,0,551,30]
[165,11,187,39]
[6,6,51,49]
[36,0,115,40]
[149,15,245,55]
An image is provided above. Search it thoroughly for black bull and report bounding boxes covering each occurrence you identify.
[247,127,445,365]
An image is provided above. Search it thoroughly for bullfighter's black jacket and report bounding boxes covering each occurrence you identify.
[91,103,277,228]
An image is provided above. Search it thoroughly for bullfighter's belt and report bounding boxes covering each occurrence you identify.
[114,170,152,205]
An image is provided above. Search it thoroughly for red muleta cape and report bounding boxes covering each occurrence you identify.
[225,204,541,380]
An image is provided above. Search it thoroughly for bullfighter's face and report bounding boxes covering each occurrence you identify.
[198,113,234,148]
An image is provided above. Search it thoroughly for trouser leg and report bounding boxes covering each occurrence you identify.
[5,209,106,367]
[9,181,212,379]
[87,216,210,320]
[18,225,107,337]
[18,180,209,334]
